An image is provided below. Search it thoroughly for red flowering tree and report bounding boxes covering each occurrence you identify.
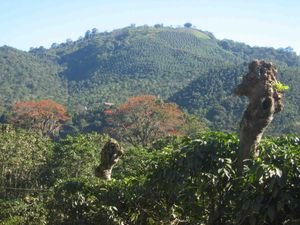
[10,99,69,136]
[108,95,185,147]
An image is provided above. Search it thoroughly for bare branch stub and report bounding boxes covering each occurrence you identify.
[235,60,284,172]
[95,138,124,180]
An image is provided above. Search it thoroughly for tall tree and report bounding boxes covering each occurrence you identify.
[108,95,185,147]
[10,99,69,136]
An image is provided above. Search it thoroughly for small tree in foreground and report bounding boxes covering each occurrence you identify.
[10,99,69,136]
[108,95,185,147]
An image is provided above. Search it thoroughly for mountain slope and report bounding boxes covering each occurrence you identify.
[0,25,299,134]
[0,46,68,107]
[49,26,241,108]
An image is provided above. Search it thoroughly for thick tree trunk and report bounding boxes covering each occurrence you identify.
[95,138,124,180]
[235,60,284,173]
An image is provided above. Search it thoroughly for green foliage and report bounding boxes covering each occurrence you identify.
[0,46,67,108]
[234,135,300,224]
[112,146,154,179]
[171,64,300,135]
[0,198,47,225]
[45,132,300,225]
[0,125,52,197]
[273,81,290,92]
[48,133,109,183]
[170,65,247,131]
[0,130,299,224]
[47,178,126,225]
[217,39,300,67]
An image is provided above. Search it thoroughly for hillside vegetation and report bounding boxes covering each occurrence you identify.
[0,25,299,134]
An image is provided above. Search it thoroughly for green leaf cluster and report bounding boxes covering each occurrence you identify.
[272,81,290,92]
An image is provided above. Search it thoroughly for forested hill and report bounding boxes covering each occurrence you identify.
[0,25,299,134]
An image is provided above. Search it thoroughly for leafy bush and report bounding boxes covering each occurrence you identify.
[47,133,109,183]
[0,198,47,225]
[0,125,53,197]
[47,132,300,224]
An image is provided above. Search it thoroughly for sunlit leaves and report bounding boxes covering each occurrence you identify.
[0,125,52,195]
[50,133,108,181]
[107,95,185,147]
[10,99,69,136]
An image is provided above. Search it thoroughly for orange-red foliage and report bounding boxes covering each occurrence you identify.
[103,109,114,116]
[11,99,69,136]
[108,95,185,146]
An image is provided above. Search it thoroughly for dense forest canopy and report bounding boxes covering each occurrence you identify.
[0,25,299,134]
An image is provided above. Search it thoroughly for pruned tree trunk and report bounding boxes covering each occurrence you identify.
[235,60,284,173]
[95,138,124,180]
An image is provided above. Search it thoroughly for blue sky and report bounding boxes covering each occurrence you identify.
[0,0,299,54]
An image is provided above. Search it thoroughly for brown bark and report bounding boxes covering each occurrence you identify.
[235,60,284,172]
[95,138,124,180]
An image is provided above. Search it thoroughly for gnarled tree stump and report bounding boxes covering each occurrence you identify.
[235,60,284,172]
[95,138,124,180]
